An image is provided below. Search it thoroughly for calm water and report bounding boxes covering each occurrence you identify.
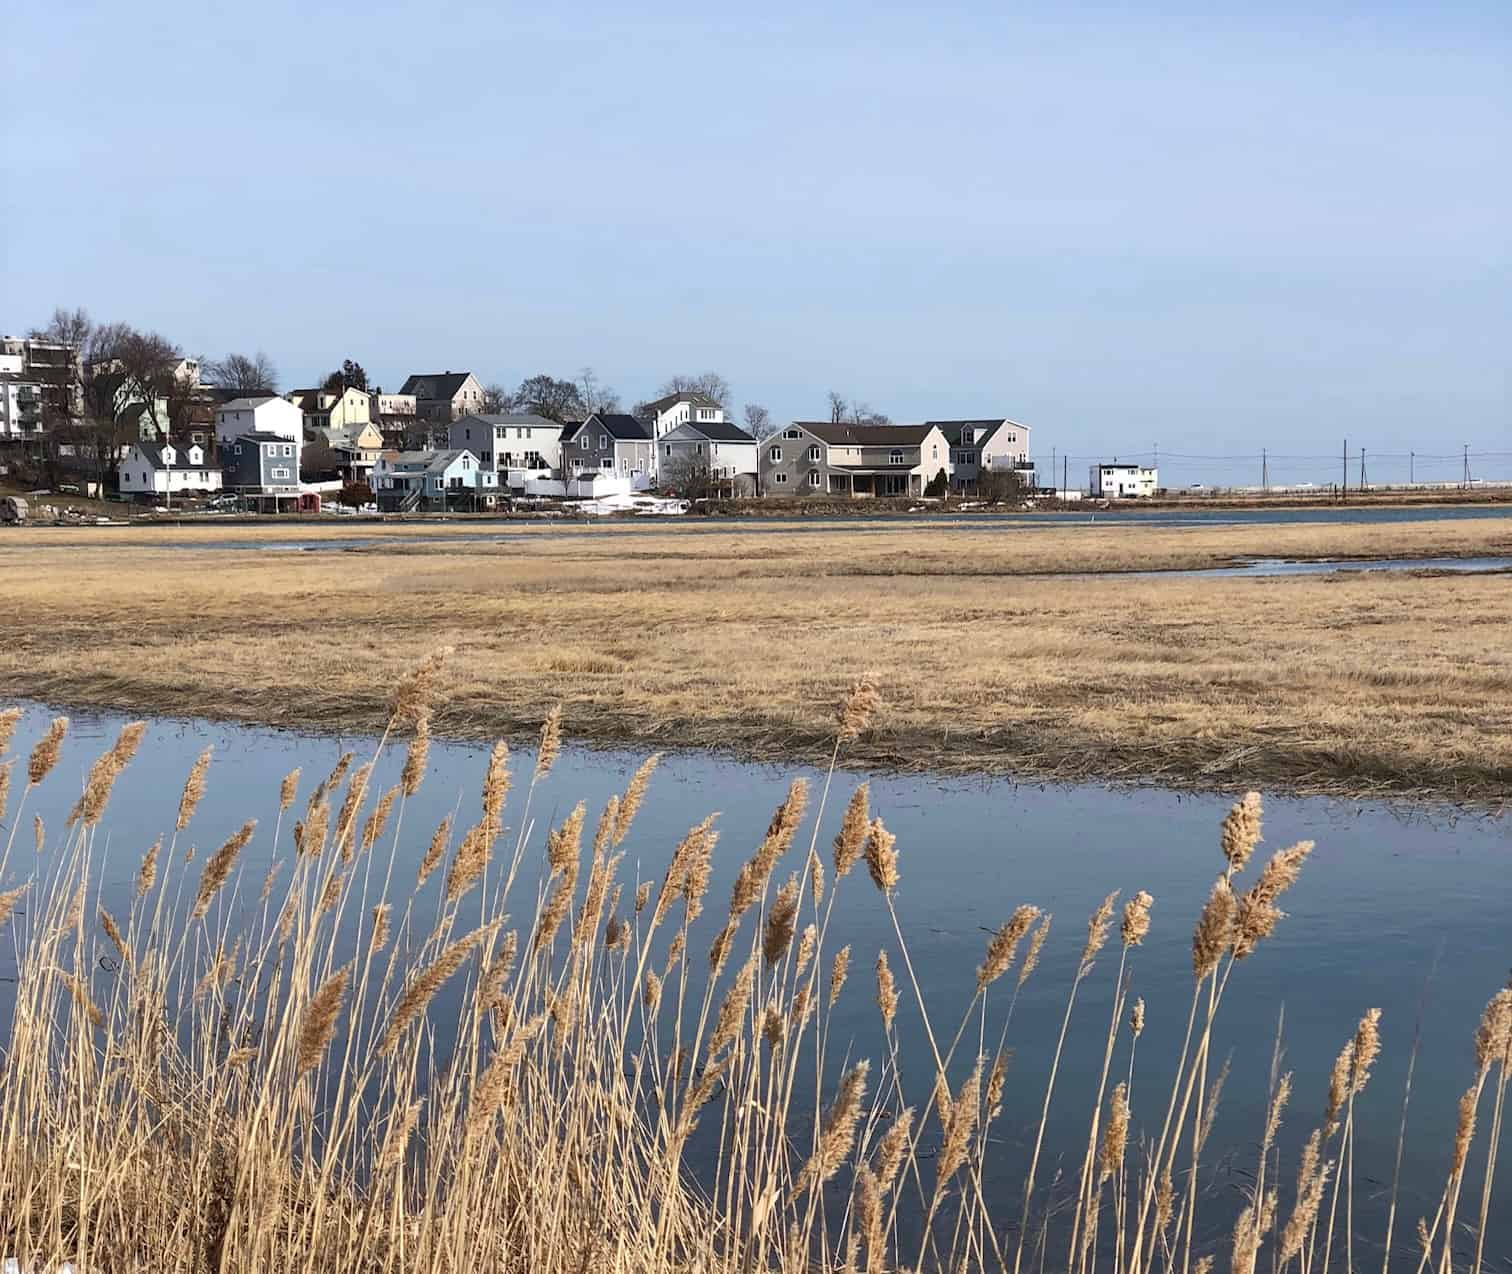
[3,704,1508,1257]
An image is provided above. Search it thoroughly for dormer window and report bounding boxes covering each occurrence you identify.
[890,449,904,465]
[784,429,801,440]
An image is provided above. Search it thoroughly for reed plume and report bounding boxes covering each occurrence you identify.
[829,945,851,1007]
[0,706,20,756]
[61,972,104,1029]
[360,785,400,855]
[370,903,391,953]
[67,720,146,827]
[0,884,28,931]
[99,907,129,964]
[803,1059,870,1187]
[709,955,757,1057]
[417,815,451,885]
[936,1061,982,1186]
[388,646,451,729]
[27,716,67,785]
[763,875,800,967]
[731,779,808,917]
[334,761,374,860]
[977,904,1039,992]
[614,752,660,846]
[837,677,880,741]
[378,926,488,1056]
[833,783,870,879]
[33,815,43,854]
[1473,986,1512,1070]
[875,1107,913,1194]
[1192,877,1236,978]
[1279,1129,1328,1262]
[136,837,161,898]
[1121,889,1154,947]
[1351,1008,1382,1094]
[1220,791,1263,873]
[1081,890,1118,968]
[1019,913,1052,989]
[480,740,510,836]
[1232,841,1313,959]
[175,746,212,831]
[400,713,430,797]
[1131,996,1145,1039]
[192,820,256,919]
[279,767,300,812]
[1099,1082,1129,1181]
[863,817,898,894]
[0,761,10,824]
[446,823,493,905]
[534,705,562,779]
[875,950,898,1031]
[297,965,350,1074]
[378,1101,424,1174]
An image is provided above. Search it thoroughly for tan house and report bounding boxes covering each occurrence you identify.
[399,371,485,423]
[286,385,372,432]
[760,422,952,497]
[304,420,385,481]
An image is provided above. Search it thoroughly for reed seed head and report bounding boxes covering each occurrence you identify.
[875,949,898,1031]
[370,903,391,953]
[61,971,104,1030]
[1018,913,1053,989]
[136,837,161,897]
[361,785,400,856]
[334,761,374,861]
[936,1061,981,1185]
[763,875,800,967]
[614,752,661,846]
[1099,1082,1129,1182]
[192,820,256,919]
[1131,997,1146,1039]
[417,815,451,885]
[1473,987,1512,1071]
[1324,1038,1354,1135]
[837,677,880,742]
[388,647,451,729]
[804,1059,870,1187]
[643,970,663,1013]
[1081,891,1119,968]
[1232,841,1313,959]
[0,884,29,932]
[480,740,510,835]
[1350,1008,1382,1095]
[1280,1129,1327,1262]
[710,955,757,1058]
[99,907,129,964]
[447,821,494,906]
[1451,1084,1478,1173]
[27,716,67,786]
[176,747,212,832]
[1192,877,1236,979]
[833,783,870,880]
[829,945,851,1007]
[378,925,489,1056]
[68,720,146,827]
[400,713,430,797]
[0,706,20,757]
[977,904,1039,993]
[297,964,350,1074]
[279,767,300,812]
[1121,889,1154,947]
[33,815,43,854]
[0,761,10,825]
[1264,1072,1292,1151]
[1221,791,1263,873]
[863,817,898,894]
[534,705,562,779]
[875,1106,913,1195]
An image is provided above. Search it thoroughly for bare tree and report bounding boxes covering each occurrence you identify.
[75,325,180,488]
[659,452,720,500]
[514,374,584,423]
[577,367,621,416]
[977,466,1029,505]
[206,352,278,396]
[743,403,776,438]
[481,383,515,414]
[30,306,93,348]
[656,372,730,407]
[828,391,888,426]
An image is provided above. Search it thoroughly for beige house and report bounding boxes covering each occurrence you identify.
[760,422,952,497]
[400,371,485,423]
[928,418,1034,493]
[286,386,372,432]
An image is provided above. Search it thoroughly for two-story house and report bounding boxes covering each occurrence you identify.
[370,449,498,512]
[303,421,385,482]
[760,422,952,497]
[448,413,562,490]
[370,392,420,446]
[221,431,303,509]
[560,413,656,489]
[287,386,373,432]
[657,419,759,494]
[399,371,485,423]
[118,440,223,500]
[928,418,1034,493]
[1089,463,1159,498]
[641,391,726,441]
[215,396,303,449]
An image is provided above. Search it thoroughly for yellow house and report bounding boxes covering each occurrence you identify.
[287,385,372,431]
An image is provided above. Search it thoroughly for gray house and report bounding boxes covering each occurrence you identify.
[760,422,952,497]
[221,431,302,509]
[448,413,563,488]
[658,419,758,495]
[560,413,655,489]
[928,419,1034,493]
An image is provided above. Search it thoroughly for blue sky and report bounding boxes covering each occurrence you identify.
[4,1,1508,483]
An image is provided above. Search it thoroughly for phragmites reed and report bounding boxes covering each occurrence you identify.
[279,767,300,812]
[1324,1039,1355,1134]
[378,925,488,1056]
[1474,987,1512,1069]
[837,676,880,742]
[643,970,663,1013]
[370,903,391,953]
[33,815,43,854]
[1451,1083,1478,1173]
[417,815,451,884]
[1081,890,1119,968]
[1264,1072,1292,1151]
[795,923,817,977]
[27,716,67,785]
[318,871,343,916]
[875,950,898,1031]
[978,904,1040,992]
[99,907,129,964]
[1099,1082,1130,1181]
[61,972,104,1029]
[614,752,660,846]
[546,802,586,876]
[469,1014,547,1133]
[334,761,374,860]
[360,785,400,855]
[136,837,161,898]
[658,814,718,926]
[0,706,20,755]
[763,875,801,967]
[297,965,350,1074]
[0,761,10,823]
[709,955,757,1057]
[68,720,146,827]
[833,783,870,879]
[1019,913,1052,989]
[936,1061,981,1184]
[480,741,510,837]
[400,713,430,797]
[260,861,281,902]
[1221,791,1263,873]
[634,881,651,913]
[664,931,686,976]
[1192,877,1237,978]
[388,646,451,729]
[446,823,495,905]
[863,817,898,894]
[1351,1008,1382,1094]
[297,801,330,858]
[378,1101,424,1174]
[175,747,212,832]
[829,945,851,1007]
[731,779,808,918]
[803,1059,871,1186]
[1280,1129,1329,1262]
[1131,996,1146,1039]
[875,1107,913,1194]
[192,820,256,919]
[534,705,562,780]
[987,1049,1009,1113]
[0,884,28,932]
[1232,841,1313,959]
[1122,889,1154,947]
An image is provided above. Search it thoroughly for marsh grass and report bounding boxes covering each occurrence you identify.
[0,666,1506,1273]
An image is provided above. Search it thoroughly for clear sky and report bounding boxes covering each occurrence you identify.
[4,1,1508,484]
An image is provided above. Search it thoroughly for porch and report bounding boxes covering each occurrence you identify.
[826,468,921,498]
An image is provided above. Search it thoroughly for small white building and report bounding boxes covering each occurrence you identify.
[118,441,223,498]
[215,396,303,448]
[1089,463,1159,498]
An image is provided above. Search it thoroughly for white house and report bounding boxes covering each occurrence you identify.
[371,448,497,511]
[1089,463,1159,498]
[640,391,726,440]
[448,413,563,489]
[657,420,758,493]
[118,441,223,499]
[215,396,303,448]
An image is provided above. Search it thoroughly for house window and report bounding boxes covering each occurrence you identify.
[283,445,293,457]
[272,467,290,479]
[808,470,820,488]
[664,444,672,457]
[889,449,904,465]
[601,458,612,469]
[774,472,788,484]
[769,447,782,463]
[599,434,608,448]
[808,445,820,461]
[783,429,801,439]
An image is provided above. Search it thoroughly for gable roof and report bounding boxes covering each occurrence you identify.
[585,412,652,442]
[796,422,935,447]
[661,420,756,444]
[641,391,721,416]
[218,396,283,412]
[382,448,477,476]
[455,412,559,430]
[926,419,1029,447]
[400,372,475,400]
[134,440,205,469]
[559,420,583,443]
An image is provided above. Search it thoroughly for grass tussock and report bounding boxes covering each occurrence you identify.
[0,661,1507,1272]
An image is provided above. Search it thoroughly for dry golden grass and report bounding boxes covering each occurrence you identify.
[2,516,1510,797]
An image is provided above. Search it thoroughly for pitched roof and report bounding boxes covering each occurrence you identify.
[135,441,205,469]
[559,421,583,443]
[382,448,476,476]
[218,396,283,412]
[400,372,474,400]
[641,390,721,416]
[796,422,935,447]
[926,418,1029,447]
[585,412,652,442]
[455,412,559,430]
[661,420,756,444]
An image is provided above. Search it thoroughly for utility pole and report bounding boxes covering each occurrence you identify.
[1341,439,1347,501]
[1063,454,1069,497]
[1409,451,1414,486]
[1360,447,1367,490]
[1051,447,1056,493]
[1262,448,1268,492]
[1463,444,1471,488]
